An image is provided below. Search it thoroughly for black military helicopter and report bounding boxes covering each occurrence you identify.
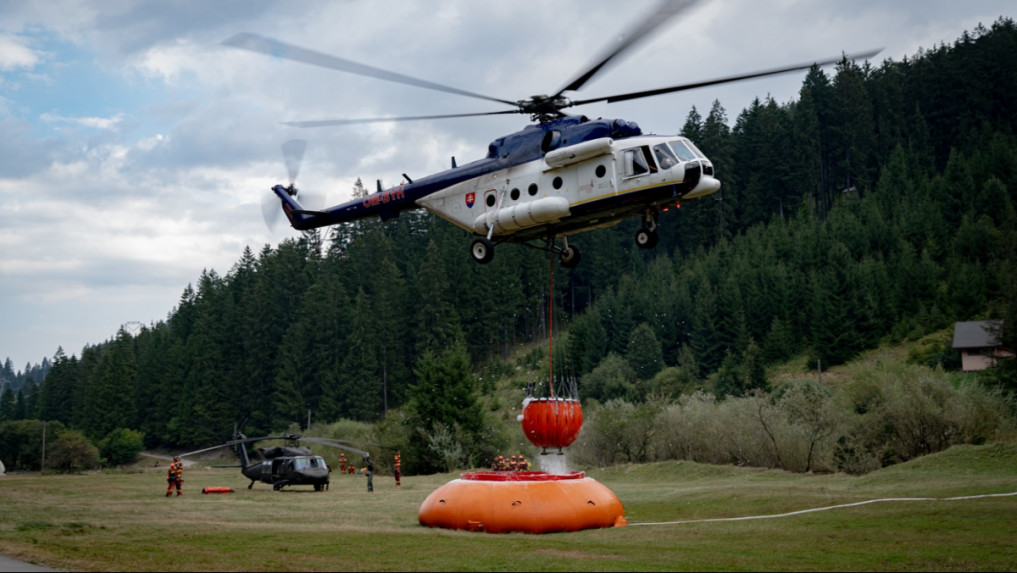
[226,0,879,266]
[180,432,375,492]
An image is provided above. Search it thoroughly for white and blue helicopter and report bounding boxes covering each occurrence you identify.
[229,1,878,267]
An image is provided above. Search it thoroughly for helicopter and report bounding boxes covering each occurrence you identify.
[180,432,377,492]
[226,0,879,267]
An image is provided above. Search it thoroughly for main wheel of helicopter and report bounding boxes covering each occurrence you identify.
[635,228,659,249]
[559,243,582,268]
[471,237,495,264]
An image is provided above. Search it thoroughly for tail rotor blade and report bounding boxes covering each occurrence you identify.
[262,191,283,233]
[282,139,307,186]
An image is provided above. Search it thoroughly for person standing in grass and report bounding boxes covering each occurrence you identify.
[166,457,184,497]
[366,459,374,493]
[393,453,402,486]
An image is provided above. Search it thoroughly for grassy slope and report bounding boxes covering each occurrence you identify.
[0,444,1015,572]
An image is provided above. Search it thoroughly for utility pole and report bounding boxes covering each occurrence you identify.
[306,409,311,432]
[41,421,47,472]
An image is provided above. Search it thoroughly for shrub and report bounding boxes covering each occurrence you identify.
[99,428,145,467]
[580,353,639,403]
[0,420,67,471]
[47,431,99,473]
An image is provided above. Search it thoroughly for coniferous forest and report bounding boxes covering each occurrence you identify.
[3,19,1017,471]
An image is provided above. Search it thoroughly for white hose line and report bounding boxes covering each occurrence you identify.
[628,492,1017,527]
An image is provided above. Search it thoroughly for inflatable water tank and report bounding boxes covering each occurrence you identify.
[418,471,626,534]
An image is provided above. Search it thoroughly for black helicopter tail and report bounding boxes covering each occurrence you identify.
[233,432,253,470]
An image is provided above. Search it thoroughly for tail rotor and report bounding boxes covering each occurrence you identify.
[262,139,327,232]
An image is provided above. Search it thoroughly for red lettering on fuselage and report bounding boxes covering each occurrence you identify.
[361,186,406,209]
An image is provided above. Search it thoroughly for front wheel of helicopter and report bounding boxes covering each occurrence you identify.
[559,243,582,268]
[470,237,495,264]
[635,228,659,249]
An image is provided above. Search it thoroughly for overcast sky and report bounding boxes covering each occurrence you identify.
[0,0,1012,371]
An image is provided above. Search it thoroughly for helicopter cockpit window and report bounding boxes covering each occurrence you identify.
[310,457,326,469]
[653,144,679,170]
[293,458,311,470]
[686,140,707,159]
[623,149,650,177]
[669,140,697,162]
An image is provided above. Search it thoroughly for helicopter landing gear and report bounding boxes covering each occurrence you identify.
[248,481,255,490]
[635,228,659,249]
[273,481,287,492]
[559,237,582,269]
[471,237,495,264]
[314,484,324,492]
[636,210,660,249]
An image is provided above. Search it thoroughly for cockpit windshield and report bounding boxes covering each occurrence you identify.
[685,140,707,159]
[669,140,698,162]
[293,457,311,470]
[311,457,326,469]
[653,144,679,169]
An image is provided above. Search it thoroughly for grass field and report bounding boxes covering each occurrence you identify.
[0,445,1015,571]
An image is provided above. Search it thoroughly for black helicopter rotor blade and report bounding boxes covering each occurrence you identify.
[570,49,883,107]
[310,437,398,452]
[299,437,370,458]
[282,109,522,128]
[178,435,296,458]
[223,33,518,108]
[554,0,701,97]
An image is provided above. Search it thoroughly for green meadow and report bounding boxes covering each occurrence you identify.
[0,444,1015,572]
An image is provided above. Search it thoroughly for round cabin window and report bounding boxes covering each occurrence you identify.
[528,183,539,196]
[596,165,607,178]
[553,177,563,190]
[486,194,496,208]
[510,188,520,201]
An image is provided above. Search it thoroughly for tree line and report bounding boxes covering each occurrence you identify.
[5,18,1016,457]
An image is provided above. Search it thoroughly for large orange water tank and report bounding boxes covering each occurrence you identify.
[418,472,626,534]
[521,398,583,450]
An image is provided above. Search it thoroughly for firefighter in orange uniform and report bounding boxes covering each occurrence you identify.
[519,456,530,471]
[166,456,184,497]
[339,453,347,474]
[509,456,518,471]
[394,453,402,486]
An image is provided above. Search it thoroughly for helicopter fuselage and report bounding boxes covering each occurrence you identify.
[273,115,720,261]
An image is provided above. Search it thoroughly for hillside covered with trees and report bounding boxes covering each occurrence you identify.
[3,19,1015,471]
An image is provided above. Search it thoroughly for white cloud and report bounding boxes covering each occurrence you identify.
[0,0,1014,369]
[40,111,125,130]
[0,34,40,70]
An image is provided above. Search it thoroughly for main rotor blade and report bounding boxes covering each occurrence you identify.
[282,110,521,128]
[570,49,883,107]
[554,0,701,97]
[311,437,398,451]
[300,437,370,458]
[223,33,518,108]
[179,435,297,458]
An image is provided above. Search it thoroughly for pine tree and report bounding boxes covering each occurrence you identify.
[14,388,26,421]
[0,388,14,422]
[415,240,463,355]
[626,323,665,381]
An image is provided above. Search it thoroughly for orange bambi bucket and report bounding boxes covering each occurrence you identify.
[201,487,234,494]
[521,398,583,450]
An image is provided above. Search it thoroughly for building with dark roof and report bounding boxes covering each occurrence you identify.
[952,321,1013,373]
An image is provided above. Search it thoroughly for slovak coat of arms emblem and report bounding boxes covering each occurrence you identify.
[465,192,476,208]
